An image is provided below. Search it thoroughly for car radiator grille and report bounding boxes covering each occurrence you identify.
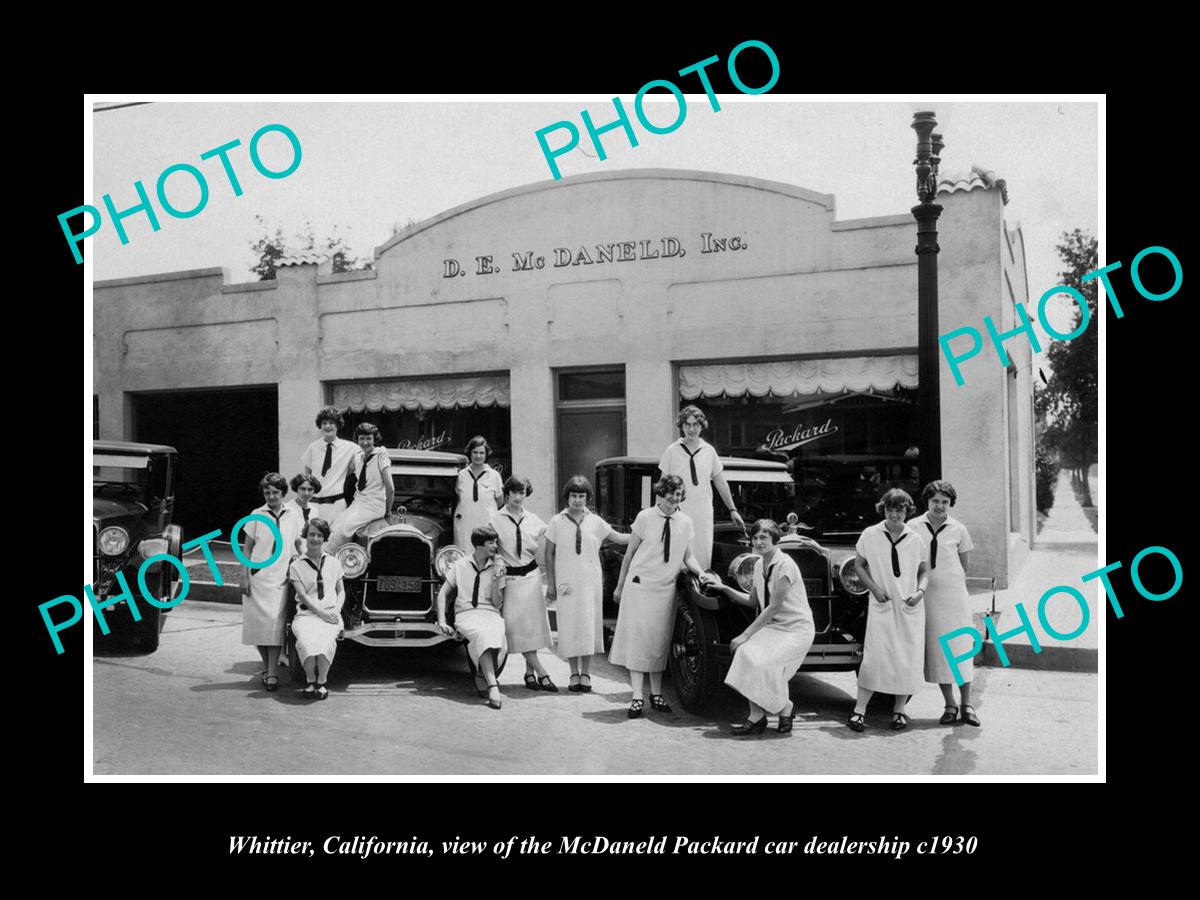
[785,546,833,632]
[364,535,432,615]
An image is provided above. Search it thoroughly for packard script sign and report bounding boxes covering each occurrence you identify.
[442,232,747,277]
[760,418,838,453]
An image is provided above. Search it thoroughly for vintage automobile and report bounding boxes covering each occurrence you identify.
[92,440,183,652]
[595,456,870,712]
[330,449,470,651]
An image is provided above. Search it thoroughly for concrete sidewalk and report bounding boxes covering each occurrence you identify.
[181,539,244,603]
[973,468,1100,673]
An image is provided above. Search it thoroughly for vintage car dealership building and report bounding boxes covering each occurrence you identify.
[94,167,1034,586]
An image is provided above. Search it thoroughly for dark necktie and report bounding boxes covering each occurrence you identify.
[886,530,908,577]
[321,442,333,476]
[302,556,324,600]
[358,451,373,491]
[762,562,777,607]
[302,506,311,525]
[470,469,485,502]
[680,442,700,486]
[565,511,584,554]
[661,514,673,563]
[470,562,484,607]
[505,514,525,558]
[925,521,948,569]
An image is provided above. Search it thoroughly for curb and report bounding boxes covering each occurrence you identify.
[977,640,1097,674]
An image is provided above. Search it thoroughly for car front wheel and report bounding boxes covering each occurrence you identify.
[134,604,163,652]
[668,599,723,713]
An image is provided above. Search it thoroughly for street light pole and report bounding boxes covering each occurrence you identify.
[912,111,944,483]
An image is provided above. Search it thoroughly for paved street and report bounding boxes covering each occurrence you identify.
[92,600,1097,777]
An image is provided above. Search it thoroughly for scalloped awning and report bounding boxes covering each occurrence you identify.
[332,375,511,412]
[680,355,918,399]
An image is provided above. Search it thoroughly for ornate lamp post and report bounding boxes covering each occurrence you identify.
[912,111,944,483]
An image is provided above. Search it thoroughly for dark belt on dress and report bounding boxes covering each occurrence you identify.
[507,560,538,577]
[314,493,347,504]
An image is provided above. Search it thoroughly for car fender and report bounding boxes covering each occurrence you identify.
[679,571,725,612]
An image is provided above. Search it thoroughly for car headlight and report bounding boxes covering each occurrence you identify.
[98,526,130,557]
[835,556,868,595]
[337,544,369,578]
[138,537,169,558]
[435,545,465,578]
[728,553,757,592]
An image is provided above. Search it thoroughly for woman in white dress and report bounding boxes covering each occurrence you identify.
[657,405,745,570]
[911,480,980,727]
[610,474,718,718]
[326,423,395,551]
[436,525,508,710]
[289,472,321,552]
[288,517,345,700]
[300,406,357,527]
[454,436,504,552]
[849,488,930,732]
[239,472,305,692]
[544,475,631,692]
[489,475,556,691]
[712,520,816,736]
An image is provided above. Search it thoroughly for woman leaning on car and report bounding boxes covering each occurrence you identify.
[710,519,816,736]
[609,473,718,718]
[657,405,745,570]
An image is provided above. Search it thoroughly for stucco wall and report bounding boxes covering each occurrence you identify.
[94,169,1030,585]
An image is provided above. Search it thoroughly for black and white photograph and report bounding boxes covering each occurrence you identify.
[80,92,1109,779]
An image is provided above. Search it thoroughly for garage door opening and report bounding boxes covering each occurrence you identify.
[132,387,278,535]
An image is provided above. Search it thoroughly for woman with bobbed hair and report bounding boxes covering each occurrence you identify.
[300,406,357,527]
[288,517,345,700]
[911,479,980,726]
[848,488,930,732]
[658,404,744,570]
[711,519,816,735]
[326,422,395,551]
[610,474,718,718]
[240,472,305,692]
[489,475,556,691]
[545,474,631,692]
[436,525,508,710]
[454,436,504,552]
[289,473,322,549]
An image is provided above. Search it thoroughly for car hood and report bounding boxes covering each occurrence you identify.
[357,515,444,543]
[94,495,147,523]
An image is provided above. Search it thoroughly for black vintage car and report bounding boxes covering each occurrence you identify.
[595,456,870,712]
[92,440,183,652]
[332,449,469,650]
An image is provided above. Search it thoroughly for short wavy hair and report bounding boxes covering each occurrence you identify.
[676,404,708,431]
[562,474,593,501]
[290,472,323,493]
[471,524,499,547]
[750,519,783,544]
[465,435,490,458]
[259,472,289,496]
[654,473,687,501]
[875,488,915,518]
[304,517,332,541]
[354,422,382,444]
[920,479,958,508]
[314,406,344,430]
[503,474,533,499]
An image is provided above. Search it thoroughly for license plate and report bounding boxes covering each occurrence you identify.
[377,576,422,593]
